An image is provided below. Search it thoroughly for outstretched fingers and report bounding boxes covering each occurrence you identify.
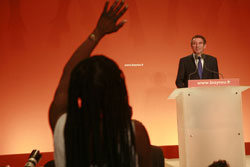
[115,19,127,32]
[115,4,128,21]
[113,0,125,15]
[103,0,110,14]
[96,0,128,35]
[108,0,119,14]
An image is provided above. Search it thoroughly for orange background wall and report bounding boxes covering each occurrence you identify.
[0,0,250,155]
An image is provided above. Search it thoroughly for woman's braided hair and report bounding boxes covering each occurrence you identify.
[65,55,136,167]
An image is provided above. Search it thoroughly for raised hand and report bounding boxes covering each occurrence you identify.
[49,0,128,131]
[95,0,128,37]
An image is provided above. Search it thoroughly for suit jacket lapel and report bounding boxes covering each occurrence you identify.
[188,54,199,79]
[189,54,196,71]
[202,54,208,78]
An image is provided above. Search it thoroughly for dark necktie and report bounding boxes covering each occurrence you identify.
[198,57,202,79]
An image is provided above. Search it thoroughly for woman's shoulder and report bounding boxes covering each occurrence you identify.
[132,119,152,167]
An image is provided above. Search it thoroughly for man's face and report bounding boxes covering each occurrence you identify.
[191,37,206,55]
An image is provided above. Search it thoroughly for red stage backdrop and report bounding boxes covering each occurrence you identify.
[0,0,250,155]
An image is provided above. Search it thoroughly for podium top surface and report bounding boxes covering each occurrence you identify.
[168,86,250,99]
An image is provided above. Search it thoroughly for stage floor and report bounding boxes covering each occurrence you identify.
[165,155,250,167]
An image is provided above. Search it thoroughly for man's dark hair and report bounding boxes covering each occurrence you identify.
[191,35,207,45]
[208,160,230,167]
[65,55,136,167]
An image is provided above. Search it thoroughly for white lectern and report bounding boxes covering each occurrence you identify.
[169,85,249,167]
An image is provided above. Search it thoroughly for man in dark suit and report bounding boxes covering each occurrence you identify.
[176,35,219,88]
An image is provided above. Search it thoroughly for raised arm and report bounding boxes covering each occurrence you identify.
[49,0,128,131]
